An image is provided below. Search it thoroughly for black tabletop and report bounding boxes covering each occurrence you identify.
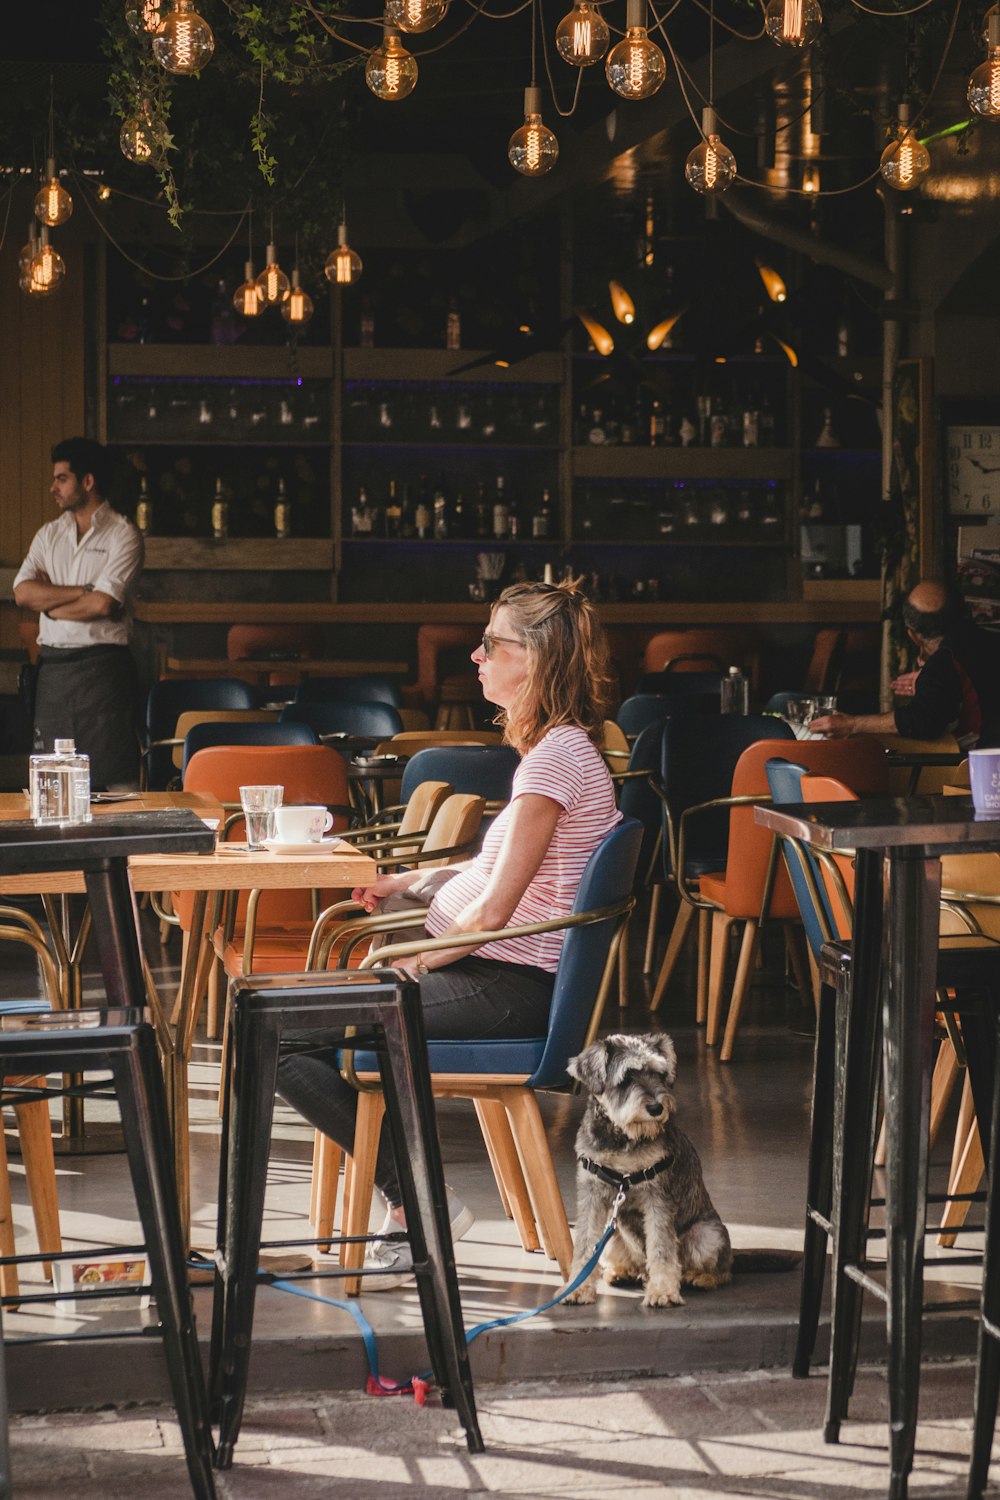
[0,809,215,874]
[756,794,1000,854]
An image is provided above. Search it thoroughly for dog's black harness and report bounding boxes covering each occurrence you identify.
[578,1153,674,1191]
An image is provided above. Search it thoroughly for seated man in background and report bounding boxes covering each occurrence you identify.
[812,578,1000,750]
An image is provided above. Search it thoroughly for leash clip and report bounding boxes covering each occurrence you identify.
[608,1179,628,1231]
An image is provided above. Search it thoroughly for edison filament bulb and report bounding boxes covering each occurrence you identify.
[255,244,290,306]
[125,0,162,34]
[606,0,665,100]
[685,108,737,195]
[34,159,73,227]
[879,103,931,190]
[764,0,822,47]
[385,0,446,33]
[120,107,158,164]
[28,228,66,297]
[508,87,559,177]
[233,261,263,317]
[282,270,314,327]
[153,0,215,75]
[555,1,610,66]
[324,225,363,286]
[18,226,39,294]
[366,27,418,100]
[969,15,1000,118]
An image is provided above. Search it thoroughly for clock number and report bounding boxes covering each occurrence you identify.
[981,433,994,450]
[964,431,974,449]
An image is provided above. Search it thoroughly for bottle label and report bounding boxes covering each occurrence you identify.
[493,504,509,538]
[211,501,228,537]
[274,503,290,537]
[136,502,152,533]
[532,513,549,538]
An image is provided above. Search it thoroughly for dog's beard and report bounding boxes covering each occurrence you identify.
[595,1086,675,1140]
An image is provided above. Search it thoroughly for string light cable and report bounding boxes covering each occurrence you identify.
[74,183,251,282]
[848,0,939,16]
[538,18,586,117]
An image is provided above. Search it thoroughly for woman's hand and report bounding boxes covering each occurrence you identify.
[351,870,418,912]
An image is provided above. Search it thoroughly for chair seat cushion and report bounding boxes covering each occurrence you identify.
[699,871,801,920]
[352,1037,547,1076]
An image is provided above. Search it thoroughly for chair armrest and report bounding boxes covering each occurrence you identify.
[358,897,634,969]
[674,793,772,910]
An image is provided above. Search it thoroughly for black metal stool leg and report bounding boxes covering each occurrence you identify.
[968,1011,1000,1500]
[794,967,838,1378]
[110,1032,216,1500]
[0,1301,11,1500]
[379,996,483,1452]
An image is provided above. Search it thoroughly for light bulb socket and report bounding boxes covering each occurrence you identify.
[337,223,348,245]
[39,225,51,248]
[383,21,400,40]
[290,268,302,289]
[701,106,718,136]
[45,157,57,182]
[265,242,278,265]
[625,0,645,29]
[244,259,255,280]
[524,84,543,116]
[990,13,1000,48]
[897,101,912,126]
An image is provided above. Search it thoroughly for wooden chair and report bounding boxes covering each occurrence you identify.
[169,709,277,771]
[643,629,762,695]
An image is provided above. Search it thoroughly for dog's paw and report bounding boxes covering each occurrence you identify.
[602,1265,644,1288]
[562,1282,597,1306]
[642,1279,684,1308]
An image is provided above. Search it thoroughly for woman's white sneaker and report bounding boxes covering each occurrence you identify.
[361,1192,475,1292]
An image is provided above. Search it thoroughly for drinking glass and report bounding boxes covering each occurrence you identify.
[239,785,283,849]
[813,694,838,715]
[783,699,815,740]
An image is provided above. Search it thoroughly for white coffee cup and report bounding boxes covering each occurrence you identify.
[272,805,334,843]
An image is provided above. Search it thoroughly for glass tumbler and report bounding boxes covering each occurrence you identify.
[239,785,283,849]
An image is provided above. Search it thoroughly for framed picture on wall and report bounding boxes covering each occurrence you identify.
[941,397,1000,625]
[892,357,934,581]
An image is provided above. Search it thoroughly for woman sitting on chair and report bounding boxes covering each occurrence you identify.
[277,578,621,1288]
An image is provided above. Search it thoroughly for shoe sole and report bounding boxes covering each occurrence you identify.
[362,1206,476,1293]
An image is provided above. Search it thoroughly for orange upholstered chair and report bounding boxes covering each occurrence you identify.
[642,629,761,694]
[404,624,484,727]
[226,624,324,661]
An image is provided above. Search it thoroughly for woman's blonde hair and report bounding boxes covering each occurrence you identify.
[492,579,615,753]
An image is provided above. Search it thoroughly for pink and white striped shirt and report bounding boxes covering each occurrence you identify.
[424,724,621,973]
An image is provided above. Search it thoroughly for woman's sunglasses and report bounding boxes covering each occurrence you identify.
[480,632,524,658]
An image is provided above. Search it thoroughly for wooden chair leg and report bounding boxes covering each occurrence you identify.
[617,915,630,1011]
[649,900,694,1014]
[929,1036,962,1155]
[474,1098,541,1253]
[719,921,760,1063]
[807,947,821,1014]
[310,1131,342,1252]
[206,960,222,1042]
[343,1091,386,1295]
[705,911,734,1048]
[501,1088,572,1277]
[643,883,663,975]
[170,928,190,1026]
[783,922,813,1009]
[696,907,711,1027]
[938,1117,984,1248]
[0,1123,19,1304]
[15,1092,61,1280]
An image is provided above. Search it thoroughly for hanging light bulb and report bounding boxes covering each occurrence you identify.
[34,159,73,227]
[18,224,39,295]
[233,261,263,318]
[255,243,290,307]
[98,183,112,201]
[969,14,1000,119]
[508,85,559,176]
[879,102,931,190]
[606,0,666,100]
[28,227,66,298]
[608,280,635,324]
[125,0,162,34]
[152,0,214,75]
[646,309,685,350]
[324,224,364,286]
[983,4,999,45]
[281,269,314,328]
[574,306,614,355]
[685,108,737,195]
[756,260,787,303]
[555,1,610,66]
[385,0,446,33]
[764,0,822,48]
[366,25,419,100]
[801,161,821,193]
[768,333,799,367]
[120,101,158,163]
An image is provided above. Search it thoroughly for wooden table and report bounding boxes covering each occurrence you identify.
[166,656,409,683]
[756,794,1000,1498]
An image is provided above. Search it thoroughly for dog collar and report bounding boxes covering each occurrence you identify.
[578,1153,673,1191]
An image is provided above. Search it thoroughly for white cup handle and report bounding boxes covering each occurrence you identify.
[321,810,334,833]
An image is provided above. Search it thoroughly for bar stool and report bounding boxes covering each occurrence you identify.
[968,1007,1000,1500]
[210,970,483,1470]
[0,1008,216,1500]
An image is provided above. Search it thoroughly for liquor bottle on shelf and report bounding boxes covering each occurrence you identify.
[360,297,375,348]
[385,479,402,538]
[400,483,416,538]
[492,475,510,540]
[588,407,607,445]
[603,399,621,447]
[197,394,213,427]
[760,485,783,529]
[531,395,552,441]
[452,491,469,538]
[274,477,291,538]
[574,401,590,445]
[678,484,701,531]
[136,476,152,535]
[759,392,776,447]
[446,294,461,351]
[649,398,665,448]
[211,477,229,540]
[709,393,730,449]
[532,488,552,539]
[433,477,449,539]
[619,401,636,447]
[377,399,394,432]
[414,476,432,539]
[736,489,754,525]
[474,481,491,539]
[741,396,760,448]
[507,489,521,540]
[814,407,841,448]
[455,398,473,435]
[707,488,730,528]
[481,396,498,440]
[657,490,676,536]
[607,490,627,537]
[351,485,375,536]
[576,488,595,538]
[428,402,443,433]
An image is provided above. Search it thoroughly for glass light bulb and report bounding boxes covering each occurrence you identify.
[120,112,157,163]
[255,246,290,306]
[385,0,446,33]
[324,243,363,286]
[126,0,162,34]
[879,125,931,190]
[606,27,666,99]
[153,0,215,75]
[28,233,66,296]
[555,1,610,65]
[281,274,314,327]
[764,0,822,47]
[233,261,263,317]
[685,133,737,194]
[366,31,418,100]
[508,113,559,176]
[34,164,73,227]
[968,48,1000,118]
[609,279,635,325]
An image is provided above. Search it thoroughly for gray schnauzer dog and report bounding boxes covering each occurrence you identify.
[562,1032,732,1309]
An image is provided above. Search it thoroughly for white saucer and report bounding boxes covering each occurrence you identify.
[262,836,338,854]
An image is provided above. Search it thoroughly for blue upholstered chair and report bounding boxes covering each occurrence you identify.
[145,678,260,789]
[280,700,405,740]
[181,719,317,776]
[294,676,403,708]
[633,670,723,698]
[399,745,520,806]
[319,817,642,1287]
[616,692,718,739]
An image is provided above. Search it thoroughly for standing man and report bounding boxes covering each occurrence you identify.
[13,438,144,789]
[812,578,1000,750]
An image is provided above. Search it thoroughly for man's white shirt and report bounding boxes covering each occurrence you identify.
[13,502,144,649]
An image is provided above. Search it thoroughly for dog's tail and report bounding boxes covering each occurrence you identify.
[732,1249,800,1274]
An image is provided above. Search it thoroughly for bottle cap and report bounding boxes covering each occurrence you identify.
[54,739,76,752]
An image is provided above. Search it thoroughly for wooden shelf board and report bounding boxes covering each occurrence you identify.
[343,349,564,384]
[141,538,333,571]
[571,447,796,480]
[108,345,335,379]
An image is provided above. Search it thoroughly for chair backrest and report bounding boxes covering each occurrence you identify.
[381,730,503,753]
[400,745,520,804]
[419,793,486,867]
[280,700,404,740]
[414,624,483,704]
[803,628,845,694]
[616,692,718,739]
[294,675,403,708]
[146,677,260,788]
[660,714,794,881]
[634,670,723,698]
[765,759,833,961]
[182,719,317,775]
[617,721,667,881]
[530,817,643,1088]
[600,719,631,772]
[395,780,452,840]
[717,736,890,920]
[643,629,761,691]
[800,773,859,937]
[171,709,276,768]
[871,732,963,795]
[226,624,324,661]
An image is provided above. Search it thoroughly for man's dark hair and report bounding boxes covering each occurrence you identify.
[902,581,966,642]
[51,437,113,497]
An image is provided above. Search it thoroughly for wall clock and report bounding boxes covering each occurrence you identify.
[947,424,1000,514]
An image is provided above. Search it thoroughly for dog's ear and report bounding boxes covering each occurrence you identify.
[568,1040,610,1093]
[650,1033,677,1084]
